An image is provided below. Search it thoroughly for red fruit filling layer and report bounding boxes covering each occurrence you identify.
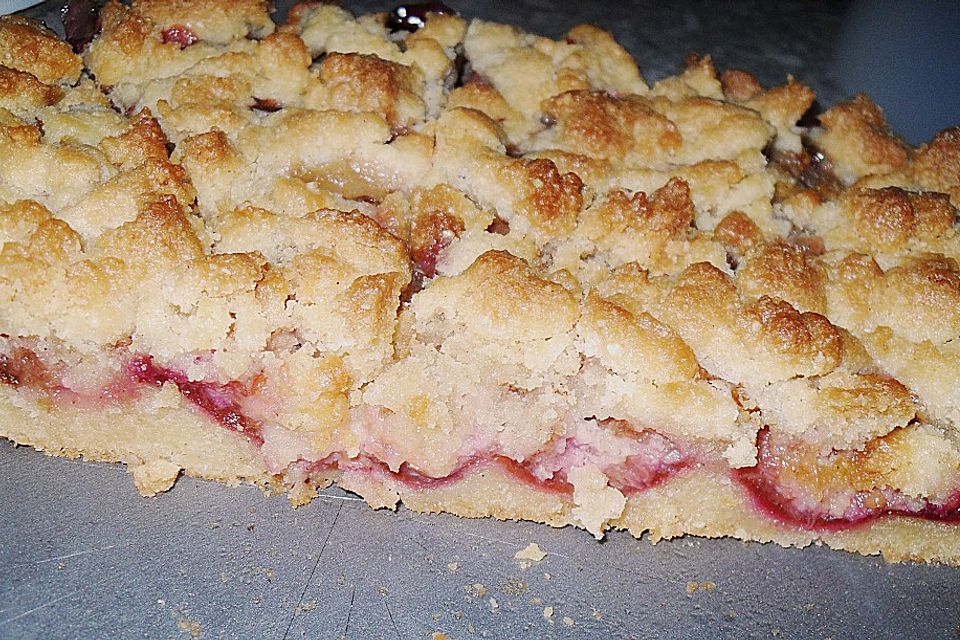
[161,25,199,48]
[0,347,260,434]
[313,434,689,499]
[319,417,693,496]
[0,346,136,405]
[126,355,265,446]
[519,422,694,496]
[0,347,59,391]
[735,428,960,532]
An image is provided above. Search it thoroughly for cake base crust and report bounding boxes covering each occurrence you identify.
[0,385,271,495]
[4,391,957,565]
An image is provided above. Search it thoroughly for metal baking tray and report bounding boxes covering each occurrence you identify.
[2,1,959,637]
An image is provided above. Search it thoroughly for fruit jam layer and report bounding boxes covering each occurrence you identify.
[2,343,958,532]
[735,428,960,532]
[127,355,265,446]
[312,424,694,499]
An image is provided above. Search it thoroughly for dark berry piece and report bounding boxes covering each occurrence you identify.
[61,0,104,54]
[386,2,455,33]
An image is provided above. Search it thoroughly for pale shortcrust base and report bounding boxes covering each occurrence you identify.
[619,473,960,565]
[0,384,270,495]
[3,388,958,565]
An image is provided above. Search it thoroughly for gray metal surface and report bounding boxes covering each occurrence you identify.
[2,1,960,638]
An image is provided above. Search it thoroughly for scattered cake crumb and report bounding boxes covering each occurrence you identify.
[295,601,318,613]
[488,597,499,611]
[543,606,554,619]
[176,617,203,638]
[686,580,717,595]
[447,562,460,572]
[514,543,547,562]
[465,583,487,598]
[563,616,575,627]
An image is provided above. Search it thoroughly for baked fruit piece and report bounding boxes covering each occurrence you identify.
[2,2,959,564]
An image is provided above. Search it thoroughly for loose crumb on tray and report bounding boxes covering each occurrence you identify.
[514,542,547,562]
[686,580,717,595]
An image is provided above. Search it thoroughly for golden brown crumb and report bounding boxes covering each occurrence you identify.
[0,16,82,85]
[720,68,763,102]
[816,94,909,181]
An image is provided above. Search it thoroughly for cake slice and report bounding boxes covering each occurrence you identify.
[1,1,958,564]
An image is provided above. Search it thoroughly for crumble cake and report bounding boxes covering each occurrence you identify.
[1,1,959,564]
